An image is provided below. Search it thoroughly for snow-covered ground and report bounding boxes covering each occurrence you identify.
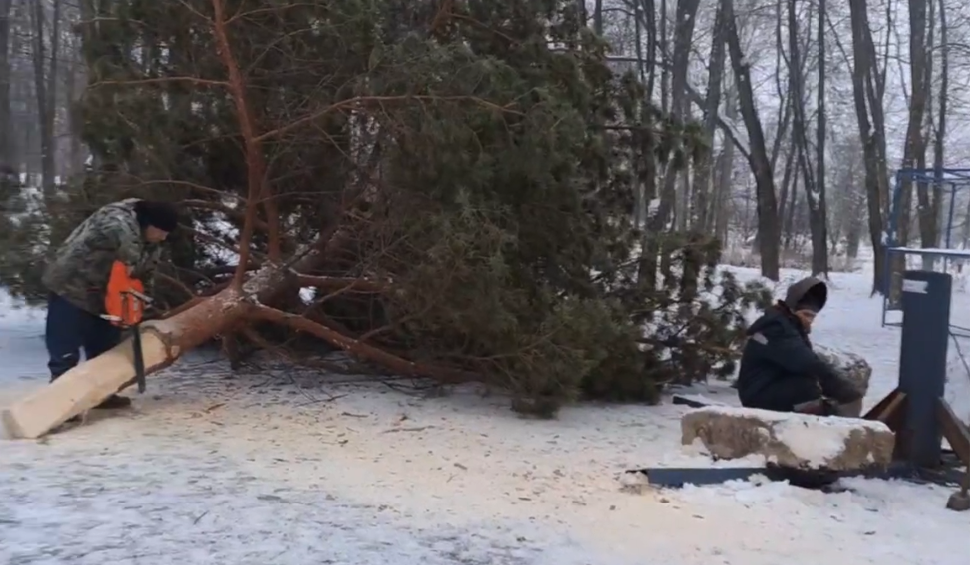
[1,267,968,565]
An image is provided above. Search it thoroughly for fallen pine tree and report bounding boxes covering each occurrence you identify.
[0,0,771,438]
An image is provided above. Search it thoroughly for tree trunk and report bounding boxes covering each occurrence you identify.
[638,0,699,286]
[848,0,890,295]
[693,2,726,233]
[713,79,738,242]
[1,288,252,438]
[788,0,827,276]
[724,0,780,280]
[658,0,699,231]
[784,163,799,250]
[66,47,85,175]
[0,0,12,171]
[29,0,59,192]
[815,0,829,275]
[900,0,931,274]
[931,0,947,250]
[593,0,603,35]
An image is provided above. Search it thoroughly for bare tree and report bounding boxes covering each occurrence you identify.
[28,0,60,192]
[692,2,727,232]
[0,0,12,171]
[931,0,948,245]
[724,0,781,280]
[899,0,931,268]
[847,0,891,294]
[815,0,828,272]
[787,0,828,275]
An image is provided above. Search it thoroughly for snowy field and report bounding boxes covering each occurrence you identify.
[1,266,969,565]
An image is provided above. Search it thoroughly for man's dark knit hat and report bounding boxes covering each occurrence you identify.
[134,200,179,232]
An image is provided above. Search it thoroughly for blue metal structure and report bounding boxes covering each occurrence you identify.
[881,168,970,334]
[896,270,951,467]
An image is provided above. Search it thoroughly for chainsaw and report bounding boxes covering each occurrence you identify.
[101,260,153,394]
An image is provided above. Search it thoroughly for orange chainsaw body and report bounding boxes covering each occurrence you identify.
[104,260,146,326]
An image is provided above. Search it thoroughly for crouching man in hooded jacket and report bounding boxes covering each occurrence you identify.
[41,198,178,410]
[736,277,863,417]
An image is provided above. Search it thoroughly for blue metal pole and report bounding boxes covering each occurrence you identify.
[946,182,956,250]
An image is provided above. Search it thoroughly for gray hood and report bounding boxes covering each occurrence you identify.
[783,276,828,312]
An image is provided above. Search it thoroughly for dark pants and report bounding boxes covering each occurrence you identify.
[742,377,821,413]
[45,292,121,381]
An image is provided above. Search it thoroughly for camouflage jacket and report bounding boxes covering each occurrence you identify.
[42,198,162,314]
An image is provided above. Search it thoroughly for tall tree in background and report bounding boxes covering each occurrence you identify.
[848,0,890,295]
[0,0,11,171]
[29,0,60,192]
[787,0,828,276]
[815,0,829,275]
[724,0,781,280]
[929,0,948,254]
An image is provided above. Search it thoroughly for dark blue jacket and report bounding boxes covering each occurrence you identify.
[736,306,858,411]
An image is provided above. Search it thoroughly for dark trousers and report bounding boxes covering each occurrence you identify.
[741,378,822,413]
[45,292,121,381]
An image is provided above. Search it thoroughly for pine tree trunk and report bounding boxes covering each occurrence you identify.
[1,285,253,439]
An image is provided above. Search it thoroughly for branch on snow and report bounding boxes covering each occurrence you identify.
[250,304,472,384]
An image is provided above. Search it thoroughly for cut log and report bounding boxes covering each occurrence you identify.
[813,343,872,398]
[2,330,168,438]
[681,406,895,472]
[0,286,253,439]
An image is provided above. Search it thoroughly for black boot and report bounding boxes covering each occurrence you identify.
[94,394,132,410]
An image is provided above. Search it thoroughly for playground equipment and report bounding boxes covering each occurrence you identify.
[863,270,969,507]
[881,167,970,334]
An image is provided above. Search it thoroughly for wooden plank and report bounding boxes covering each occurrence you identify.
[863,388,902,421]
[937,399,970,467]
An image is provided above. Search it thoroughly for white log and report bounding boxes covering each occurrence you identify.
[1,329,173,439]
[0,289,249,439]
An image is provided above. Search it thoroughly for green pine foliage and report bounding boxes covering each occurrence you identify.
[0,0,771,416]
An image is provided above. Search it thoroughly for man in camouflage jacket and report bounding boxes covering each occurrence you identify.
[42,198,179,409]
